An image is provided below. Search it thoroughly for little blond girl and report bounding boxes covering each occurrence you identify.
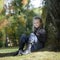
[17,16,46,55]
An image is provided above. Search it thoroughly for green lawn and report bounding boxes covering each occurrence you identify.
[0,47,18,53]
[0,48,60,60]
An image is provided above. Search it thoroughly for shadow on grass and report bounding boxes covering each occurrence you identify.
[0,51,18,57]
[0,47,59,57]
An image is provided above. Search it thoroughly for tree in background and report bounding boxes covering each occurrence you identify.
[0,0,36,47]
[42,0,59,51]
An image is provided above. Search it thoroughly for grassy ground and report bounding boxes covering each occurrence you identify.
[0,47,18,53]
[0,47,60,60]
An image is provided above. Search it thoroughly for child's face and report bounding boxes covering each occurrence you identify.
[33,19,41,28]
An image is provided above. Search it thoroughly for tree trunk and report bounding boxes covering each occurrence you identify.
[43,0,60,51]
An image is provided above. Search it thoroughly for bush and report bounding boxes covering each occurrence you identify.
[0,40,3,47]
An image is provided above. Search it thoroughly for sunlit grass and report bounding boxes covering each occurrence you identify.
[0,47,18,53]
[0,48,59,60]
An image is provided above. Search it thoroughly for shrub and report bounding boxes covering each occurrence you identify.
[0,40,3,47]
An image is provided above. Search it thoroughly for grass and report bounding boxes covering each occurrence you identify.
[0,47,18,53]
[0,47,60,60]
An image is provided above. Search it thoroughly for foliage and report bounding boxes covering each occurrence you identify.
[0,40,3,47]
[0,0,44,47]
[0,31,3,47]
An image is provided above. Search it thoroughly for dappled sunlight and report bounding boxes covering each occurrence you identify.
[0,50,59,60]
[0,19,9,30]
[0,0,59,60]
[0,0,4,13]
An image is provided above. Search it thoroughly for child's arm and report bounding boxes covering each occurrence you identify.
[36,29,46,43]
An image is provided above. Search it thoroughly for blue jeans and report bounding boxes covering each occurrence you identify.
[19,33,43,51]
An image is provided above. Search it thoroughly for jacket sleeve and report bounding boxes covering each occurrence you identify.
[36,29,46,43]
